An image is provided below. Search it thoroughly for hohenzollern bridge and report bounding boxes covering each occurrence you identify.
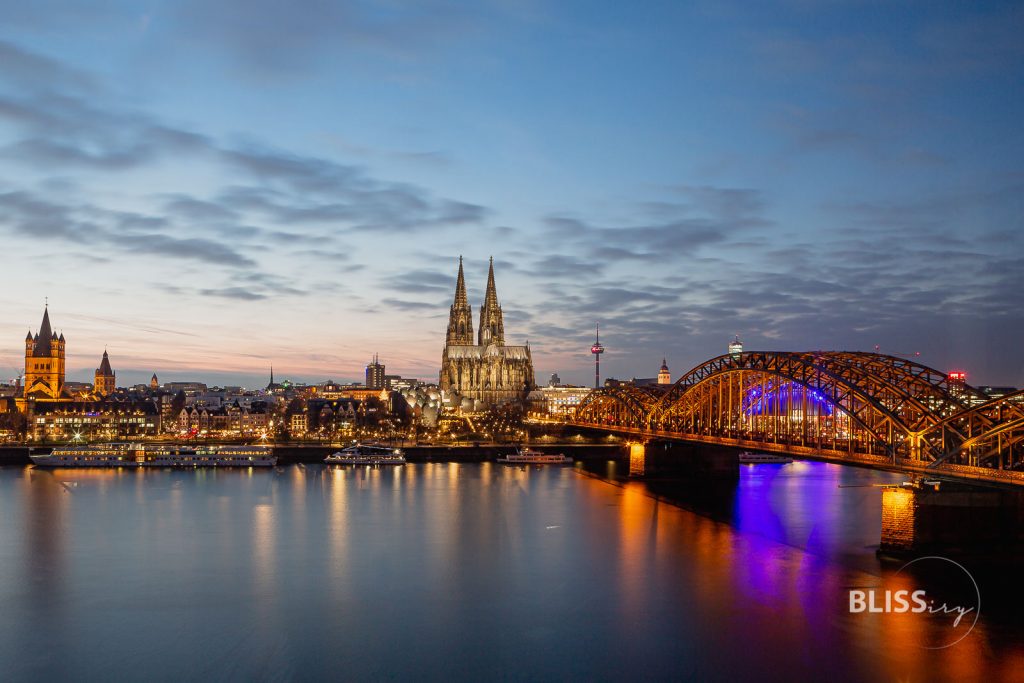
[571,351,1024,486]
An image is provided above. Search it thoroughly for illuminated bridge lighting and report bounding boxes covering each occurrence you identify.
[743,382,833,417]
[570,351,1024,486]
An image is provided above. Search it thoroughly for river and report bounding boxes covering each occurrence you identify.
[0,461,1020,681]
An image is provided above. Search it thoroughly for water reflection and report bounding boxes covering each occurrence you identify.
[0,463,1020,681]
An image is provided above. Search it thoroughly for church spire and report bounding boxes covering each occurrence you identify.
[33,303,53,356]
[446,256,474,345]
[477,256,505,346]
[98,349,113,376]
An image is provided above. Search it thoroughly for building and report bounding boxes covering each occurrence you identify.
[27,399,160,441]
[163,382,208,397]
[439,257,535,409]
[177,401,271,438]
[948,371,968,401]
[529,385,592,417]
[22,305,67,401]
[658,359,671,385]
[94,350,116,397]
[729,335,743,357]
[978,386,1019,400]
[366,354,385,390]
[150,374,159,390]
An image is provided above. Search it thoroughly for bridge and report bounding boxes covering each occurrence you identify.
[571,351,1024,487]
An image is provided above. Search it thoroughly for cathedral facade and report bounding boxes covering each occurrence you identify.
[440,257,535,409]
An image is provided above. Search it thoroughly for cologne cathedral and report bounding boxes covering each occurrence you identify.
[440,257,535,409]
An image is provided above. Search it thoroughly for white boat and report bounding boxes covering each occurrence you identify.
[497,447,573,464]
[30,443,277,468]
[325,444,405,465]
[738,451,793,464]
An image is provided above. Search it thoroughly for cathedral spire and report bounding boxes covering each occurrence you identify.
[477,256,505,346]
[454,255,468,307]
[446,256,474,345]
[483,256,498,309]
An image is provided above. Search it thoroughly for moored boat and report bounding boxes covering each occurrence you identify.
[30,443,277,468]
[325,444,406,465]
[497,447,573,464]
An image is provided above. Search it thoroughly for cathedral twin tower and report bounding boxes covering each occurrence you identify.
[440,257,535,409]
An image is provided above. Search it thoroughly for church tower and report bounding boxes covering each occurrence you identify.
[446,256,474,346]
[23,305,67,400]
[477,257,505,346]
[95,350,116,397]
[658,358,671,385]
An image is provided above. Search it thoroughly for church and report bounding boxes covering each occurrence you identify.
[439,257,535,410]
[22,305,68,401]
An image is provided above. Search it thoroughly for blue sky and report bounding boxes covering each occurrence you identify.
[0,0,1021,388]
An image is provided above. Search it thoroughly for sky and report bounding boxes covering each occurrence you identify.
[0,0,1022,389]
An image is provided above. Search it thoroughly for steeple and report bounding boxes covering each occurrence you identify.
[658,357,671,385]
[454,255,468,307]
[477,256,504,346]
[33,305,53,356]
[94,348,116,397]
[446,256,474,345]
[98,350,113,376]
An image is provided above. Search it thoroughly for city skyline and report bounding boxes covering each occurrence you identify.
[1,2,1022,387]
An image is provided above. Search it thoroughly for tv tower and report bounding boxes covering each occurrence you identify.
[590,323,605,388]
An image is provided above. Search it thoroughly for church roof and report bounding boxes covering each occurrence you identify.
[97,350,114,376]
[33,306,53,356]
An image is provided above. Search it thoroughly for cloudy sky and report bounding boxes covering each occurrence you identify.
[0,1,1021,389]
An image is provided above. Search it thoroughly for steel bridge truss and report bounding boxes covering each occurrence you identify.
[573,352,1024,480]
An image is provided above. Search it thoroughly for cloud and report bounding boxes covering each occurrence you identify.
[387,268,457,295]
[166,0,488,75]
[381,298,445,312]
[0,40,97,92]
[0,43,489,238]
[198,287,268,301]
[0,189,257,268]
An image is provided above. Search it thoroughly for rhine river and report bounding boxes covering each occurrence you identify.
[0,460,1022,681]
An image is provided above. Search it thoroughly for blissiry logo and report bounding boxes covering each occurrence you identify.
[849,556,980,649]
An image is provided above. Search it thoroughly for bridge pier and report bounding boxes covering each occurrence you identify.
[880,482,1024,556]
[627,439,739,479]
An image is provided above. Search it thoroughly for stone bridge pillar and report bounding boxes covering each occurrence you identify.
[628,442,646,477]
[628,439,738,479]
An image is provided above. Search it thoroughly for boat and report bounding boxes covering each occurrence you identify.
[29,443,277,468]
[324,444,406,465]
[497,447,573,464]
[738,451,793,464]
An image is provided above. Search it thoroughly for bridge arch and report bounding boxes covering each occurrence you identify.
[573,352,1008,464]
